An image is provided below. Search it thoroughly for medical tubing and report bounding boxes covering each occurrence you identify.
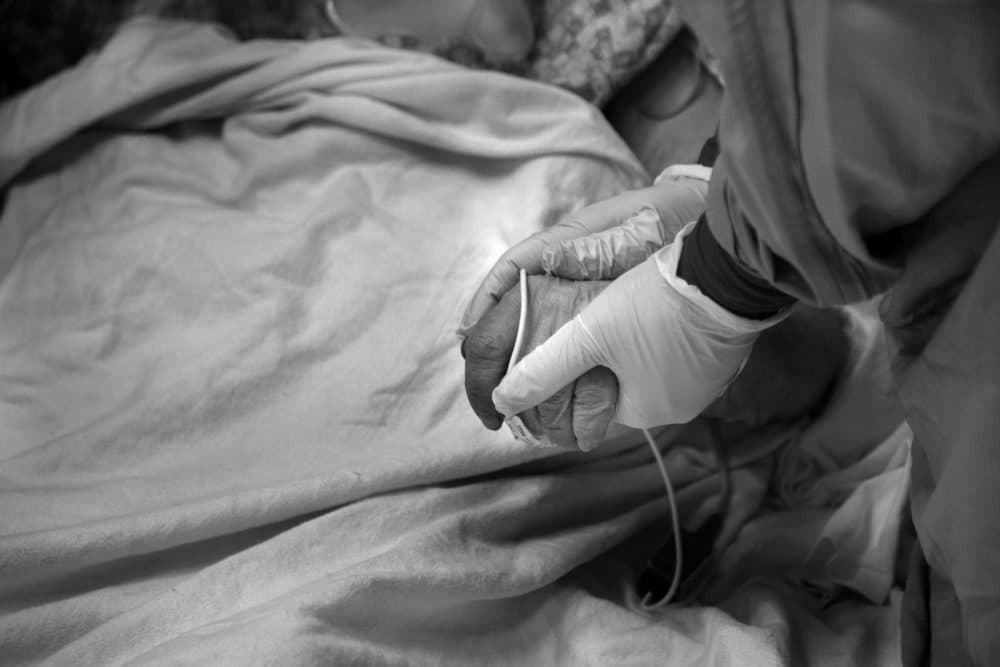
[640,427,683,610]
[509,268,529,371]
[508,269,684,609]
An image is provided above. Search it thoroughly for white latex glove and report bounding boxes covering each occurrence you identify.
[492,222,787,428]
[457,177,708,334]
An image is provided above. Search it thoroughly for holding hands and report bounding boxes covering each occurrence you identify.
[457,173,709,336]
[462,169,720,447]
[462,167,846,450]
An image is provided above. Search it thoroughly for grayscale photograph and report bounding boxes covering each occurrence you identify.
[1,1,997,665]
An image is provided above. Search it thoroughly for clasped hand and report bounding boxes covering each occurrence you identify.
[462,170,847,451]
[462,170,715,450]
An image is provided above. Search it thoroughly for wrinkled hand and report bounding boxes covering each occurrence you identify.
[462,274,617,451]
[457,175,708,335]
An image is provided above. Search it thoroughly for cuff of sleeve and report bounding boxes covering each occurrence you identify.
[676,214,797,320]
[653,163,713,186]
[655,221,789,334]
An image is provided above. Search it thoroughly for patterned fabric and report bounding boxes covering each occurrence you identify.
[382,0,682,105]
[527,0,680,104]
[0,0,679,105]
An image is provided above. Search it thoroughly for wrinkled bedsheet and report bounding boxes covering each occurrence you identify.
[1,20,907,666]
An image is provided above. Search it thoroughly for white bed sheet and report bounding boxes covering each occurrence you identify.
[0,20,906,666]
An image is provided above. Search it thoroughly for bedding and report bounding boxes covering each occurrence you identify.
[1,20,907,666]
[423,0,683,105]
[0,0,679,105]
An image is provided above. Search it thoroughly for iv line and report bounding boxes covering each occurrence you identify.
[506,269,683,609]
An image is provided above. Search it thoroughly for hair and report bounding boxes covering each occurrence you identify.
[1,0,337,100]
[129,0,337,41]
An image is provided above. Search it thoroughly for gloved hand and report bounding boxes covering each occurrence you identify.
[463,273,618,450]
[457,174,708,335]
[539,205,850,430]
[492,221,788,429]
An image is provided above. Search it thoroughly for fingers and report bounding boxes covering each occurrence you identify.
[535,383,575,448]
[459,254,529,335]
[459,191,660,333]
[572,366,617,451]
[541,207,667,280]
[655,163,712,184]
[648,171,709,241]
[530,367,617,451]
[463,285,521,429]
[540,174,710,282]
[461,179,709,332]
[492,316,601,418]
[459,228,576,334]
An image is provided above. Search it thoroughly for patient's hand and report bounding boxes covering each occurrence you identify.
[462,275,616,451]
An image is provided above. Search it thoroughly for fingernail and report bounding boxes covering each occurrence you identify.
[491,386,517,417]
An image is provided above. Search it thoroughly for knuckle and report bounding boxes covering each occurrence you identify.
[536,387,572,426]
[536,387,575,448]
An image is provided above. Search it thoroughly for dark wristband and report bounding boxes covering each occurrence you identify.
[697,132,720,168]
[677,215,796,319]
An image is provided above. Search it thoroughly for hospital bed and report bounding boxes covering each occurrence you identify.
[0,6,909,665]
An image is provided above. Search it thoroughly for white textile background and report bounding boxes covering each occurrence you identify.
[0,21,904,666]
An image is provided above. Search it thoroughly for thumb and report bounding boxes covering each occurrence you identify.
[458,222,589,334]
[492,316,603,417]
[541,207,667,280]
[458,256,525,335]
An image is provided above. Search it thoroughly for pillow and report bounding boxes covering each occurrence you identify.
[382,0,681,105]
